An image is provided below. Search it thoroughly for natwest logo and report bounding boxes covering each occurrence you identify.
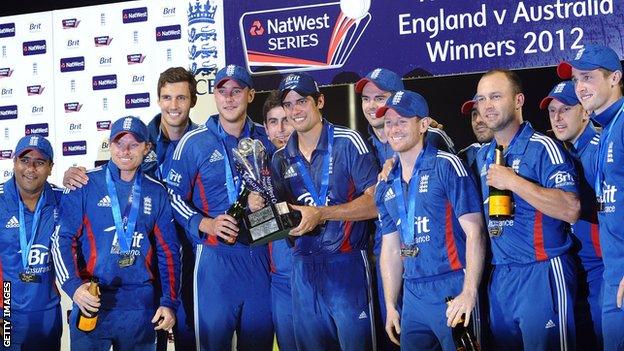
[60,56,85,72]
[62,18,80,29]
[127,54,146,64]
[27,85,45,95]
[249,20,264,36]
[25,123,49,136]
[62,141,87,156]
[156,25,181,41]
[92,74,117,90]
[22,40,47,56]
[64,102,83,113]
[123,7,148,23]
[0,150,12,160]
[94,36,113,46]
[96,120,111,130]
[125,93,150,109]
[0,23,16,38]
[0,68,13,78]
[0,105,18,120]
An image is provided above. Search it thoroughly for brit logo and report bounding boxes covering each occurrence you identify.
[127,54,146,64]
[131,74,145,84]
[66,39,80,48]
[125,93,150,109]
[27,85,44,95]
[5,216,19,228]
[22,40,47,56]
[94,36,113,46]
[25,123,49,136]
[96,120,111,131]
[64,102,83,113]
[0,23,16,38]
[123,7,148,23]
[62,18,80,29]
[0,88,12,98]
[419,174,429,193]
[62,141,87,156]
[549,171,575,187]
[0,68,13,78]
[0,150,12,160]
[143,196,152,215]
[239,2,371,75]
[92,74,117,90]
[99,56,112,66]
[0,105,17,120]
[167,169,182,187]
[156,25,181,41]
[209,149,224,162]
[60,56,85,72]
[162,7,176,17]
[97,195,111,207]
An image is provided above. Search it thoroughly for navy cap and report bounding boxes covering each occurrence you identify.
[279,72,320,99]
[355,68,404,93]
[215,64,254,89]
[557,44,622,79]
[15,135,53,161]
[376,90,429,119]
[110,116,148,142]
[461,95,477,115]
[539,81,580,110]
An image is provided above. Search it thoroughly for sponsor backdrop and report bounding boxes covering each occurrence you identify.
[227,0,624,89]
[0,0,226,186]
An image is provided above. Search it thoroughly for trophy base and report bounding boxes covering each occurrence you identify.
[237,202,301,246]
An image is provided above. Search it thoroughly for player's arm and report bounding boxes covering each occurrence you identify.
[63,166,89,190]
[380,231,403,346]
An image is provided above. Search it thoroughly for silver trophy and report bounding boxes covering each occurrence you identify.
[231,138,300,246]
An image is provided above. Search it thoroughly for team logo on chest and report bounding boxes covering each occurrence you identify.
[209,149,224,162]
[511,158,521,172]
[283,165,297,179]
[143,196,152,215]
[418,175,429,193]
[480,164,487,177]
[384,187,396,202]
[607,142,614,163]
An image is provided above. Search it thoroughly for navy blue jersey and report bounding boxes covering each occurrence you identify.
[458,143,482,180]
[375,142,481,279]
[592,98,624,284]
[53,162,180,310]
[166,115,274,248]
[271,120,379,256]
[0,179,62,312]
[476,122,577,265]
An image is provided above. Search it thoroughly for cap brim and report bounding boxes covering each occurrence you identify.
[216,77,249,89]
[557,61,572,79]
[17,147,51,161]
[375,106,390,118]
[354,78,371,93]
[460,100,475,115]
[280,88,313,101]
[111,131,145,143]
[539,97,554,110]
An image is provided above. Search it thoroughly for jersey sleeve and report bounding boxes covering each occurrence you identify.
[152,189,181,310]
[426,128,456,154]
[439,153,482,217]
[536,136,579,194]
[346,133,380,194]
[51,188,86,299]
[374,180,398,236]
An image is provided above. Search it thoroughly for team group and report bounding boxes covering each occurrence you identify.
[0,43,622,351]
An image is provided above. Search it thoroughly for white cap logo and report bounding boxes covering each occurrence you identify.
[226,65,236,76]
[392,91,404,105]
[370,68,382,79]
[574,48,585,60]
[554,83,565,94]
[123,117,133,130]
[29,136,39,146]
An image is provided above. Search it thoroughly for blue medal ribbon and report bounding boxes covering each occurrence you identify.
[392,150,423,245]
[18,188,45,270]
[218,121,250,205]
[595,103,624,202]
[296,124,334,207]
[106,168,142,253]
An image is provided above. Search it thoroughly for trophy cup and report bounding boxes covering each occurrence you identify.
[230,138,300,246]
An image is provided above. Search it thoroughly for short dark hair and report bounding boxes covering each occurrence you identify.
[262,91,283,123]
[482,68,523,95]
[157,67,198,106]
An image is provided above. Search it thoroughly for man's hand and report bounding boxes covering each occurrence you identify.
[486,164,517,191]
[63,166,89,190]
[429,118,444,130]
[199,215,238,244]
[617,275,624,308]
[288,204,323,236]
[378,156,396,182]
[152,306,176,331]
[248,192,266,212]
[385,306,401,346]
[446,289,477,327]
[72,282,100,317]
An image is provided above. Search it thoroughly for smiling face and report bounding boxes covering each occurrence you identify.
[571,67,621,115]
[214,79,255,124]
[13,149,52,196]
[110,133,150,174]
[361,82,392,129]
[383,109,429,154]
[158,81,193,131]
[264,106,293,148]
[282,90,324,134]
[548,99,587,143]
[476,72,523,133]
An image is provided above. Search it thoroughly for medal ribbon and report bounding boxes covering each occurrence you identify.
[595,103,624,202]
[106,167,142,254]
[18,186,45,270]
[392,149,424,245]
[295,124,334,207]
[218,122,250,205]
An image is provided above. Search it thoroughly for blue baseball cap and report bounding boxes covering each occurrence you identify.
[376,90,429,119]
[110,116,147,142]
[355,68,404,93]
[15,135,53,161]
[461,95,478,115]
[557,44,622,79]
[539,81,580,110]
[279,72,320,99]
[215,64,254,89]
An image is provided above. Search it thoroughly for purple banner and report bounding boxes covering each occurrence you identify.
[225,0,624,89]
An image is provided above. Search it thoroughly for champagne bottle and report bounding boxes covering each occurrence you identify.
[488,145,513,219]
[218,187,251,245]
[445,296,480,351]
[76,278,99,332]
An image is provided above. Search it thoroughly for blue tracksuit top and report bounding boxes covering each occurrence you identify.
[0,179,62,312]
[53,161,180,311]
[375,142,481,280]
[476,121,578,265]
[271,120,379,257]
[166,115,274,249]
[592,97,624,284]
